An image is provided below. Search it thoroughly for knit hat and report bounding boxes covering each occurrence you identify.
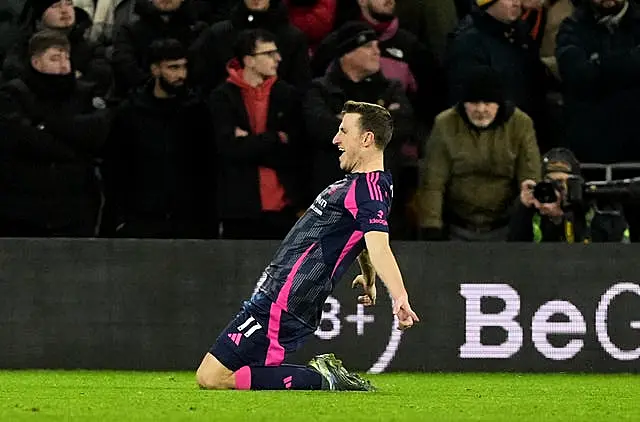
[461,66,505,104]
[542,148,581,176]
[476,0,499,9]
[29,0,60,21]
[335,21,377,58]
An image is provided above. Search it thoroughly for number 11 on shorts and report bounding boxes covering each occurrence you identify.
[237,316,262,338]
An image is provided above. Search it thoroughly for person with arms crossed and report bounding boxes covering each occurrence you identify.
[196,100,419,391]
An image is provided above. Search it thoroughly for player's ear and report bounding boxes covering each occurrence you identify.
[361,131,375,147]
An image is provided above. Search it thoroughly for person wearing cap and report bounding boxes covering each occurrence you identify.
[446,0,551,151]
[508,147,630,242]
[312,2,441,128]
[418,65,541,241]
[102,38,213,239]
[303,21,415,238]
[2,0,111,94]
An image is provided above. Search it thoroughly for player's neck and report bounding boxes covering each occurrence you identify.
[351,154,384,174]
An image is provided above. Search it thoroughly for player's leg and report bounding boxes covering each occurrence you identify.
[196,352,235,389]
[197,305,327,390]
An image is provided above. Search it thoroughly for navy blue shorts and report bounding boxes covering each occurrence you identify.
[210,293,314,371]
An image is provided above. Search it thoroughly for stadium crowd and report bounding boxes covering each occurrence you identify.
[0,0,639,242]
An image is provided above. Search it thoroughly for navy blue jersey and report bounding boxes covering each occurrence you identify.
[255,171,393,328]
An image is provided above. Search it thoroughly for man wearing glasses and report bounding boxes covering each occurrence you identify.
[209,28,307,240]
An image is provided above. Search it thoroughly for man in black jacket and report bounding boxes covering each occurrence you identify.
[189,0,311,95]
[556,0,640,164]
[313,1,442,125]
[103,38,213,239]
[3,0,111,94]
[210,28,306,240]
[556,0,640,242]
[111,0,206,99]
[447,0,548,149]
[303,22,414,237]
[0,30,111,236]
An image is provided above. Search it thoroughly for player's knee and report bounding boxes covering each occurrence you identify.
[196,367,228,390]
[196,354,234,390]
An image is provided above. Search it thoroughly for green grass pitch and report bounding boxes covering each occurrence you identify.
[1,371,638,421]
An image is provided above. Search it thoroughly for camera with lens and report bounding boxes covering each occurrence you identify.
[533,175,640,208]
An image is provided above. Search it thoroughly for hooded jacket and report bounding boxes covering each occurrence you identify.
[189,0,311,94]
[418,102,542,230]
[209,59,307,219]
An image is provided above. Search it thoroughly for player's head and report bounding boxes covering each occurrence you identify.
[332,101,393,172]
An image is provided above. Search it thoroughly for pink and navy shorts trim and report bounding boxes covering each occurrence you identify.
[210,294,313,371]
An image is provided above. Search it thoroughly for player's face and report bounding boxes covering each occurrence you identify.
[333,113,365,172]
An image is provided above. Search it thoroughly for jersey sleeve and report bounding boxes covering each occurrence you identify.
[354,172,392,233]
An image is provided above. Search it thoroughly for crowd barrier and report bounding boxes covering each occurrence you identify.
[1,238,639,373]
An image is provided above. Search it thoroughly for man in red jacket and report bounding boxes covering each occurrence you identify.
[209,28,307,239]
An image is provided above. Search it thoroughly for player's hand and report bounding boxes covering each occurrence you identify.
[392,293,419,331]
[352,274,376,307]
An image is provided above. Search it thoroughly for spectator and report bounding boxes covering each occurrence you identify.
[189,0,311,95]
[102,39,213,239]
[285,0,337,54]
[395,0,459,64]
[0,0,25,72]
[556,0,640,242]
[519,0,573,79]
[3,0,112,94]
[190,0,237,24]
[508,148,630,243]
[74,0,132,44]
[313,1,441,124]
[210,29,307,240]
[446,0,549,150]
[0,30,111,237]
[556,0,640,164]
[303,22,414,237]
[111,0,206,99]
[418,66,541,241]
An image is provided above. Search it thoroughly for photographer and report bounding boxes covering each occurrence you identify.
[508,148,630,243]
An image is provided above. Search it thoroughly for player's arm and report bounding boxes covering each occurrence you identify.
[364,231,420,330]
[353,249,377,306]
[357,249,376,285]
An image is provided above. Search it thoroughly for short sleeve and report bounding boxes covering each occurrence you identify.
[355,172,392,233]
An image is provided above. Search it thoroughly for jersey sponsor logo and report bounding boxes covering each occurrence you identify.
[369,210,388,226]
